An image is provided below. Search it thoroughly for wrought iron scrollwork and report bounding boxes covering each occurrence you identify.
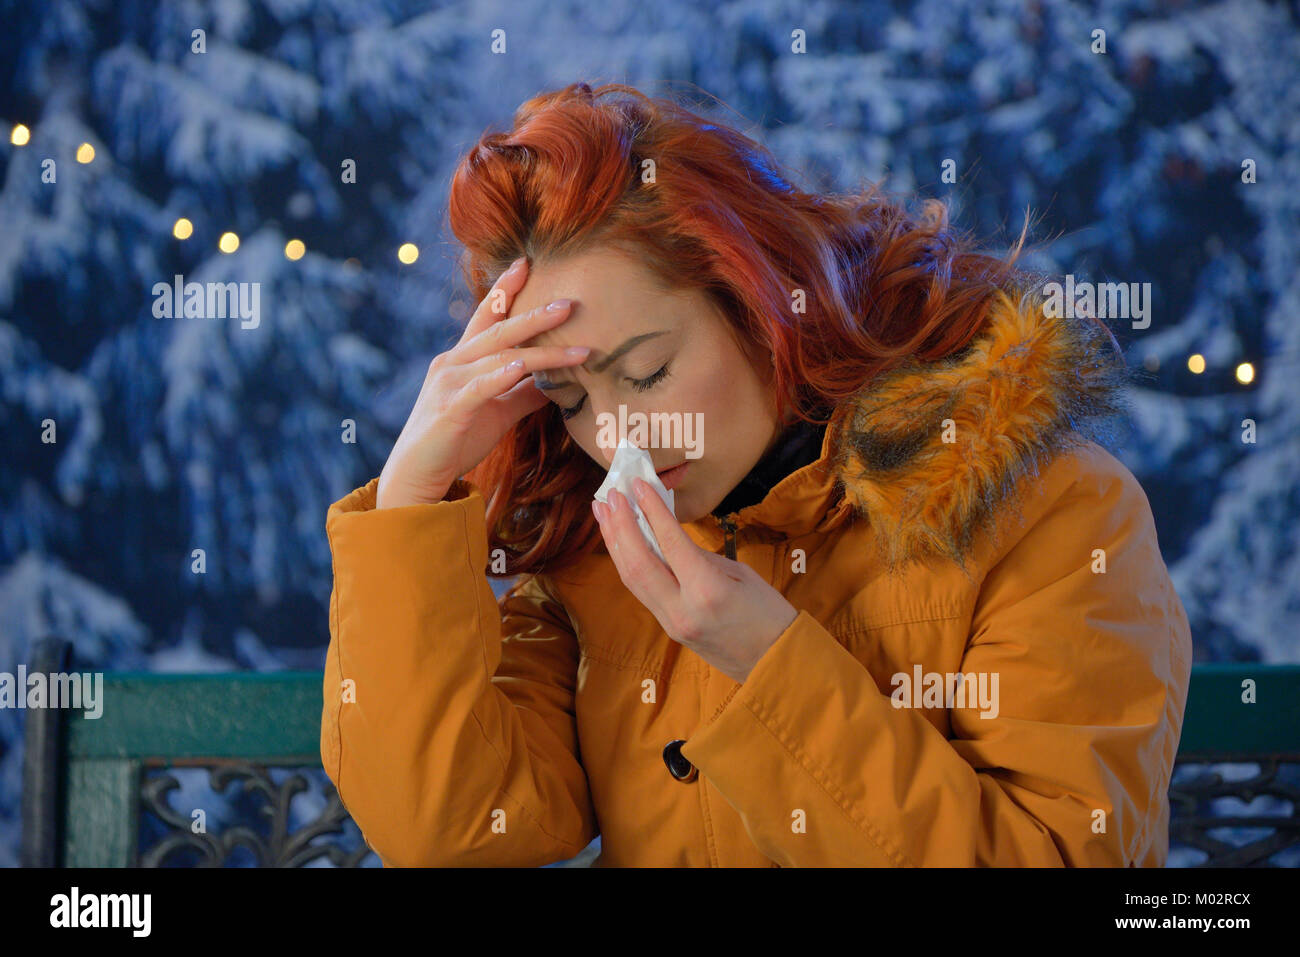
[139,763,377,867]
[1169,756,1300,867]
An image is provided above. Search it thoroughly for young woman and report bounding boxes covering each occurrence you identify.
[321,82,1192,867]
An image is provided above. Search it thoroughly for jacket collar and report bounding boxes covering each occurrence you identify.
[683,285,1132,573]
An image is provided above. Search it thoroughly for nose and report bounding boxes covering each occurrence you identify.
[584,396,677,471]
[586,398,629,470]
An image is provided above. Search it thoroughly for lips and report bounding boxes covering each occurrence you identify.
[656,461,690,492]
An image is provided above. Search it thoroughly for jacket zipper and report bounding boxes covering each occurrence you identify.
[706,511,737,868]
[718,514,737,561]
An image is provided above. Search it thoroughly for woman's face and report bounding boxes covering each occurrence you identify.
[513,244,784,524]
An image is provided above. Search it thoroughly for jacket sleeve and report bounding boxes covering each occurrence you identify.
[320,476,598,867]
[678,446,1193,866]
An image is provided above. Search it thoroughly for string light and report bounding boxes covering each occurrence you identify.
[285,239,305,261]
[1235,362,1255,385]
[1187,354,1205,374]
[172,218,193,240]
[11,123,30,146]
[76,142,95,163]
[397,243,419,265]
[218,232,240,254]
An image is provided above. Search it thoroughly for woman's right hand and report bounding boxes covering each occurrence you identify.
[375,257,588,509]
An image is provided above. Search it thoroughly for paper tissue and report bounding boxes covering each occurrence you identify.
[594,437,676,562]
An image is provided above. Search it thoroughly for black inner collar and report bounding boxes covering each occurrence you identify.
[710,407,831,519]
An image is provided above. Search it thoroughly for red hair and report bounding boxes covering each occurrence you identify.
[449,81,1054,579]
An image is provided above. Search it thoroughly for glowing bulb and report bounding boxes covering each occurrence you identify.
[285,239,305,261]
[1187,354,1206,375]
[218,231,240,254]
[76,142,95,163]
[1235,362,1255,385]
[11,124,31,146]
[397,243,419,265]
[172,218,193,240]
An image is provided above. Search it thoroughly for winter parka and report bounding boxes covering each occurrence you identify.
[321,285,1193,867]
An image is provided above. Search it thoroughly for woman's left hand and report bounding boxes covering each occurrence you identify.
[592,477,799,684]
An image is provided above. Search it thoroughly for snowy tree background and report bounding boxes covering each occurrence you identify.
[0,0,1296,867]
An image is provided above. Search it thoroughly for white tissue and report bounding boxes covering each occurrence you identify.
[594,437,676,562]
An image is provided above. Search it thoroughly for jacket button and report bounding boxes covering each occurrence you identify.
[663,739,698,782]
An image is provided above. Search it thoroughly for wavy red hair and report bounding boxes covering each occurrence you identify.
[448,81,1061,579]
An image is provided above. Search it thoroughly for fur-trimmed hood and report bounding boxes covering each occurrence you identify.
[684,284,1134,575]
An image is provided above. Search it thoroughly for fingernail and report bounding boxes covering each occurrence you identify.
[565,346,590,358]
[632,478,647,499]
[591,500,602,521]
[546,298,571,312]
[509,256,526,272]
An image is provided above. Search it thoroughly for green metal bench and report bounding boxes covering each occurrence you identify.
[19,637,1300,867]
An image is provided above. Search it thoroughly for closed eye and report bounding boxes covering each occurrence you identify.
[558,363,672,420]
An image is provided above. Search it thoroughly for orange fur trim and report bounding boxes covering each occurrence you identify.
[829,285,1132,577]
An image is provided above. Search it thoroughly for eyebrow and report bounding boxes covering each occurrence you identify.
[532,331,669,390]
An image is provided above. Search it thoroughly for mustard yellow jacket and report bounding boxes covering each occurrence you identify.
[321,287,1193,867]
